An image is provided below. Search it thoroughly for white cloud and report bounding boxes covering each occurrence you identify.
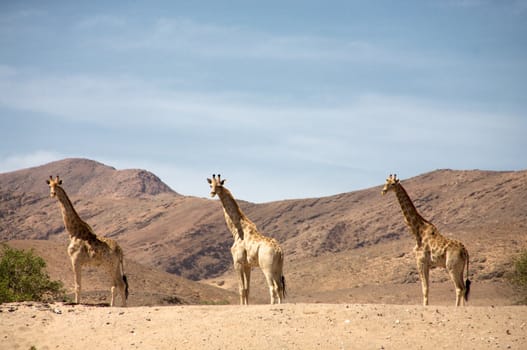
[73,15,446,68]
[0,64,524,202]
[0,67,520,145]
[0,70,237,127]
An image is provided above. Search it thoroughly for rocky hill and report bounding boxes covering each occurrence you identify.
[0,158,175,198]
[1,158,526,305]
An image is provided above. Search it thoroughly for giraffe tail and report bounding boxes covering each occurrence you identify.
[281,275,287,299]
[464,251,471,302]
[120,255,129,300]
[123,274,129,300]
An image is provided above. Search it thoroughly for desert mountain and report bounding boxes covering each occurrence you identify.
[1,158,526,305]
[0,158,175,198]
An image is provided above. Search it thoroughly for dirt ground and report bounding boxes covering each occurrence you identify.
[1,302,526,350]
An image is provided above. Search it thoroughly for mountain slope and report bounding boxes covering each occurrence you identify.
[1,159,526,305]
[5,240,237,306]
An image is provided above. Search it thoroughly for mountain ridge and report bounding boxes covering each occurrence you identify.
[1,158,526,305]
[0,158,176,198]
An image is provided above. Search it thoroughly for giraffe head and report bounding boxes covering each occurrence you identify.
[381,174,399,195]
[46,175,62,198]
[207,174,226,198]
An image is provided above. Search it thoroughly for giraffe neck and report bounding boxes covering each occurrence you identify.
[54,186,97,241]
[393,183,429,244]
[216,187,250,241]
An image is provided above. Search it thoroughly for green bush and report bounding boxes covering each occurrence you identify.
[0,244,65,303]
[510,249,527,304]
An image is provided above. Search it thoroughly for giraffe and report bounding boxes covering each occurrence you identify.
[207,174,285,304]
[46,176,129,307]
[382,174,470,306]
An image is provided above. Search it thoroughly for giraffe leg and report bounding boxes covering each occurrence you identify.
[275,275,282,304]
[233,262,248,305]
[275,254,285,303]
[110,265,126,307]
[453,275,465,307]
[448,270,465,307]
[71,260,82,304]
[416,255,430,306]
[104,262,116,307]
[262,269,280,304]
[259,248,284,304]
[243,264,251,305]
[110,275,127,307]
[110,269,117,307]
[273,274,282,305]
[419,267,430,306]
[446,253,466,307]
[232,245,250,305]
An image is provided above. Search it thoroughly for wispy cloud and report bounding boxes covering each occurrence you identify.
[0,69,228,126]
[72,15,449,69]
[0,66,521,145]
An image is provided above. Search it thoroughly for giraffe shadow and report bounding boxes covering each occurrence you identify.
[63,301,111,307]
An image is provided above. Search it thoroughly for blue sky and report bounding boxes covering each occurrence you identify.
[1,1,526,202]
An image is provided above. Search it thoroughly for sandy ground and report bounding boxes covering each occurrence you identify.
[1,302,526,350]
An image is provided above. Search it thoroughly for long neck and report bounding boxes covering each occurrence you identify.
[393,183,429,243]
[216,187,248,240]
[54,186,97,241]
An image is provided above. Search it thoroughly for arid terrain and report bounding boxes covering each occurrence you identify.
[2,301,526,349]
[1,158,526,349]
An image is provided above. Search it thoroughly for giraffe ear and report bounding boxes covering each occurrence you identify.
[220,179,226,185]
[207,178,212,184]
[46,179,50,184]
[58,180,63,185]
